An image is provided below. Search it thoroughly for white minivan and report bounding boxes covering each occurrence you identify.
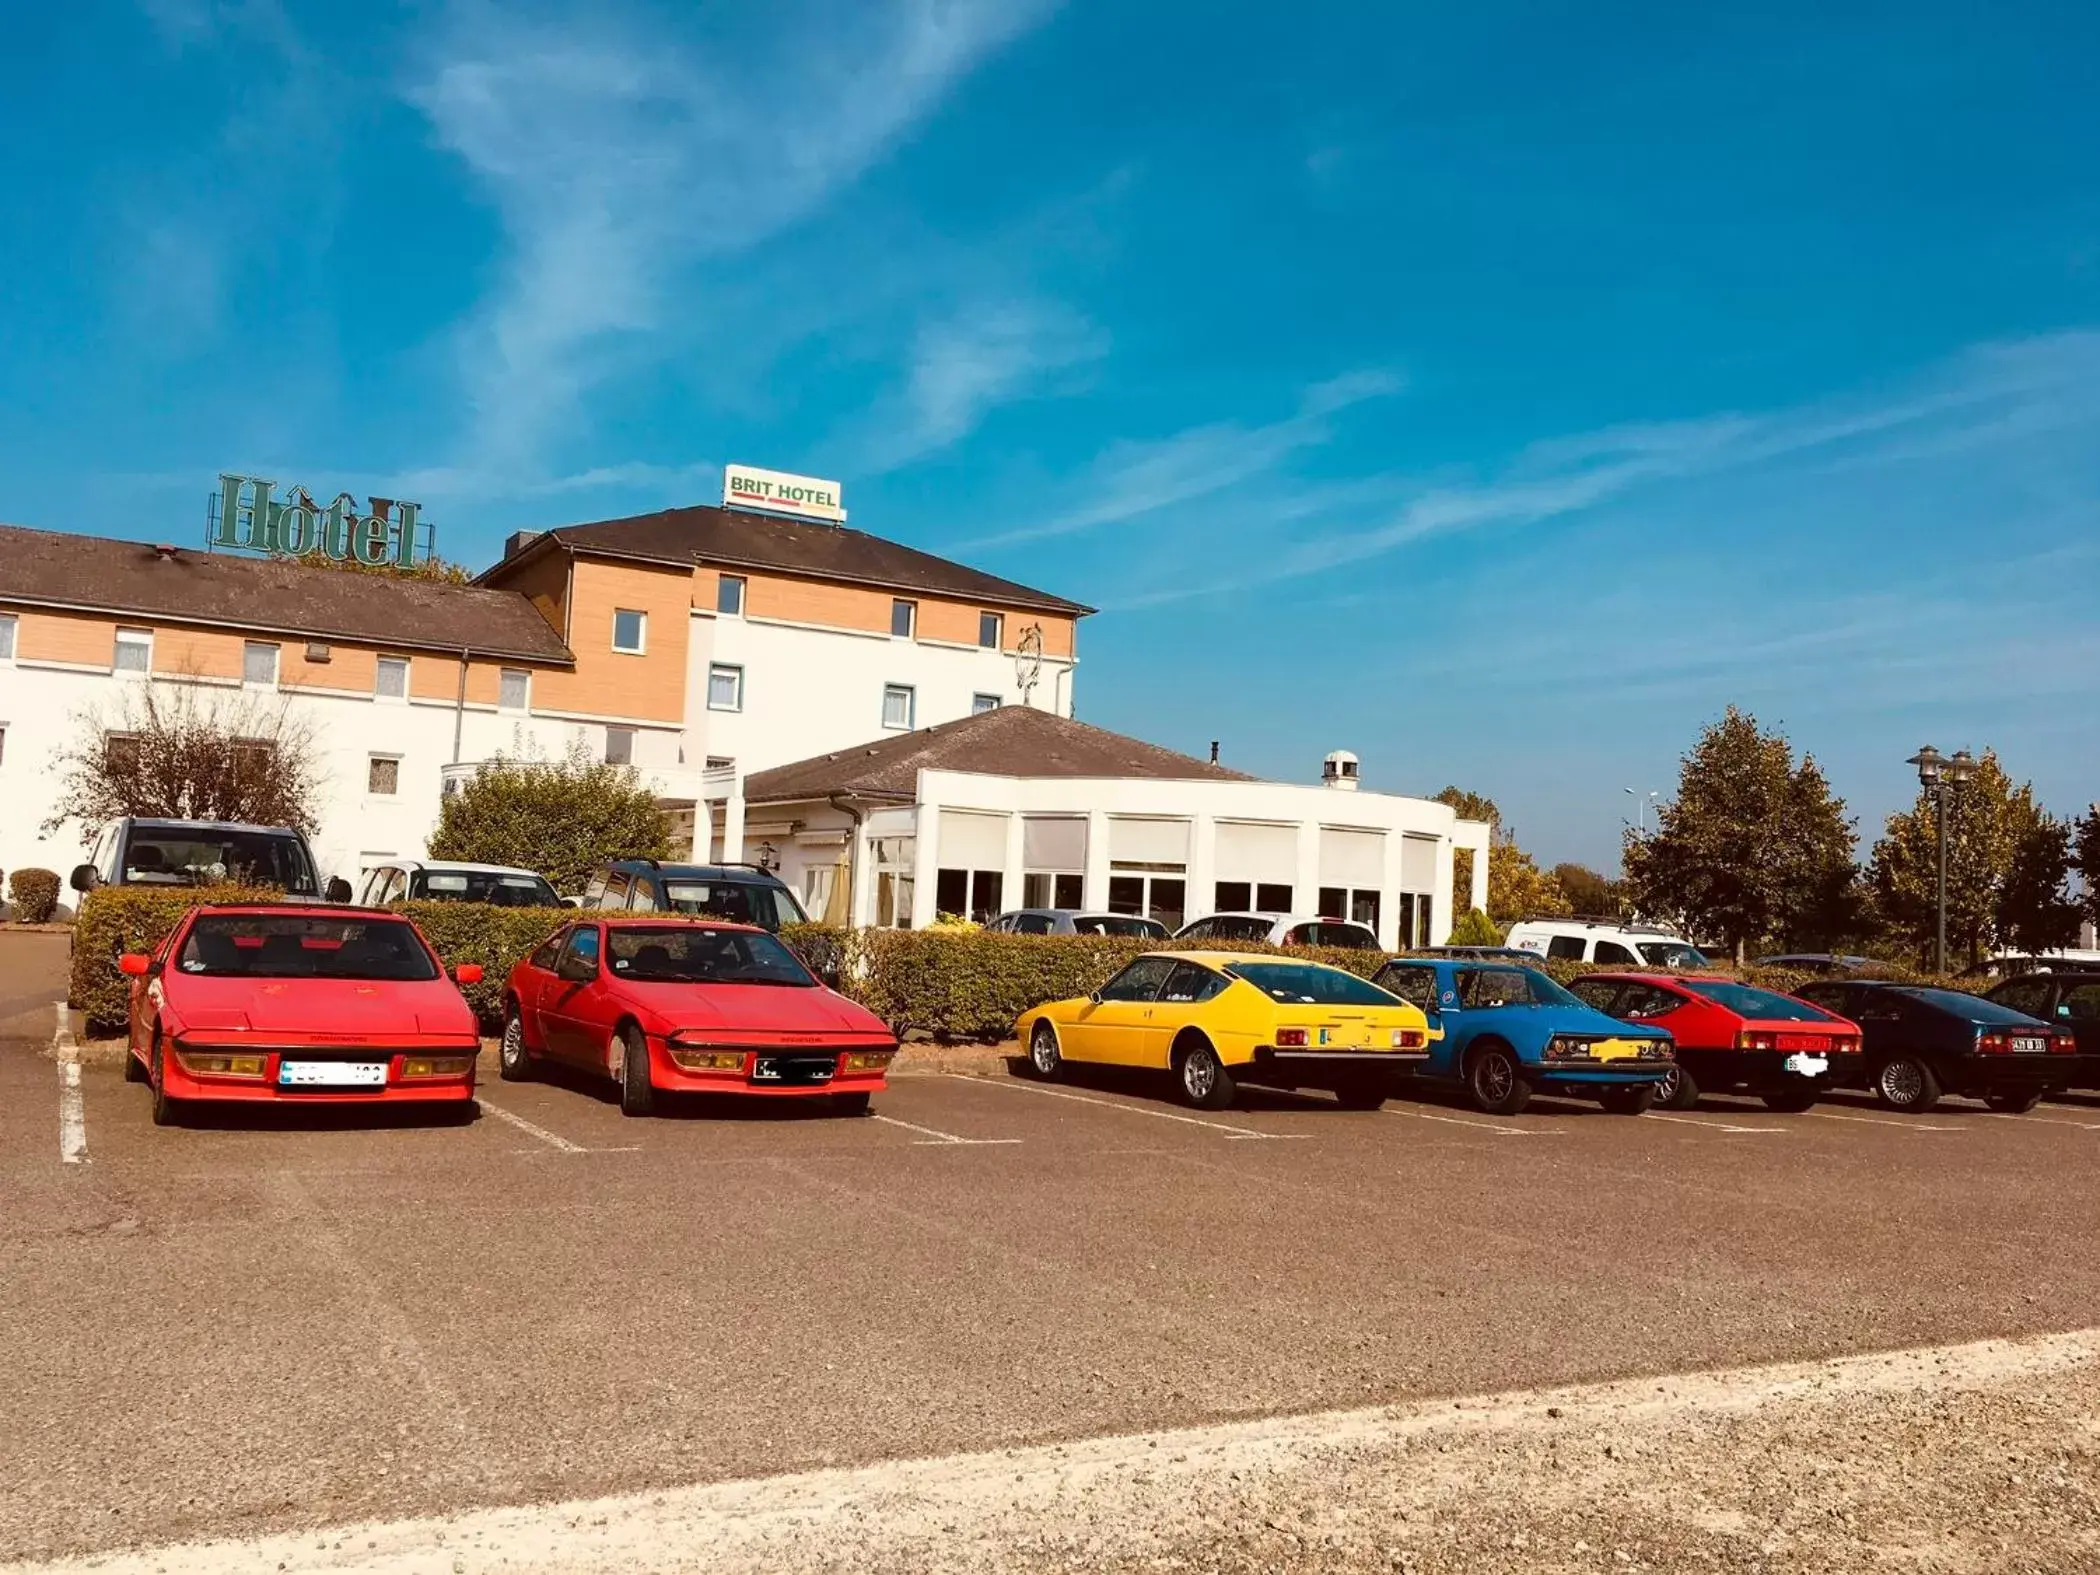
[1504,919,1710,969]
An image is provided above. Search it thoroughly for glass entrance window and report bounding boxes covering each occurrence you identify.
[1024,872,1084,909]
[1108,874,1185,932]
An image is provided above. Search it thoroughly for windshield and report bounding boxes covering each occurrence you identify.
[1225,962,1399,1007]
[1901,987,2051,1025]
[1639,942,1710,967]
[176,914,438,980]
[1682,980,1834,1021]
[606,925,814,986]
[123,830,317,894]
[659,880,808,931]
[412,870,561,907]
[1073,915,1165,938]
[1456,967,1585,1009]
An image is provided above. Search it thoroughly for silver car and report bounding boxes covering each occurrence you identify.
[984,908,1170,938]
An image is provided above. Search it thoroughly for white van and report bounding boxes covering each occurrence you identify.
[1504,918,1710,969]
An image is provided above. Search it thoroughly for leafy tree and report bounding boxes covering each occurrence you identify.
[1488,842,1572,924]
[1431,786,1501,827]
[1445,908,1504,946]
[1552,862,1625,917]
[42,678,323,836]
[1868,750,2050,968]
[2075,805,2100,932]
[1622,707,1856,960]
[1997,816,2081,956]
[427,742,671,892]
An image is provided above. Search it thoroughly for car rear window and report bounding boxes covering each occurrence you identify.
[1899,987,2050,1025]
[1226,962,1398,1007]
[1073,915,1166,938]
[1681,980,1835,1021]
[413,871,560,907]
[177,915,437,980]
[1638,942,1710,968]
[1292,922,1379,949]
[659,880,808,931]
[1457,967,1584,1009]
[124,830,317,895]
[605,926,813,986]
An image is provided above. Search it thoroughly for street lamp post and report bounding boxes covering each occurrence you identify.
[1622,786,1659,835]
[1906,746,1977,973]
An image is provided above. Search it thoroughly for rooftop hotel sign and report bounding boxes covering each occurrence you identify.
[723,464,846,525]
[208,474,433,567]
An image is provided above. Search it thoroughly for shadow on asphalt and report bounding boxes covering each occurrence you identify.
[512,1059,876,1124]
[158,1099,478,1133]
[1028,1060,1625,1120]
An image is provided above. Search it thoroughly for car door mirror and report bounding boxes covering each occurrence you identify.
[71,864,99,894]
[1087,989,1102,1005]
[454,964,484,986]
[118,953,152,977]
[557,952,595,983]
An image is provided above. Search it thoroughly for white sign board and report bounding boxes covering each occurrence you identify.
[723,464,846,524]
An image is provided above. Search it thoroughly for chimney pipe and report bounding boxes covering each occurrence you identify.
[1209,740,1219,764]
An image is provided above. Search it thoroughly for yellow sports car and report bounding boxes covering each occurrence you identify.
[1016,950,1434,1110]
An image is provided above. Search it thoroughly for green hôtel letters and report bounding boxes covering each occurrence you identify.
[214,474,423,567]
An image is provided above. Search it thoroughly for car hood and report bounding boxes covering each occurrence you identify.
[163,974,475,1038]
[1540,1003,1671,1040]
[622,983,891,1038]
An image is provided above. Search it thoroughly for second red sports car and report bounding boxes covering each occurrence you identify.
[1569,973,1863,1111]
[500,918,896,1116]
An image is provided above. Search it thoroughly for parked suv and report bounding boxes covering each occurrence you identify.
[577,861,809,932]
[70,818,342,901]
[1174,912,1381,950]
[1505,918,1709,969]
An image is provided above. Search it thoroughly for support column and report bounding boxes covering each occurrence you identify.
[720,780,746,864]
[910,801,941,929]
[1084,809,1111,911]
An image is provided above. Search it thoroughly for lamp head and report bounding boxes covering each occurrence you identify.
[1906,746,1944,786]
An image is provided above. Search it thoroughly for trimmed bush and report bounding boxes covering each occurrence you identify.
[1445,908,1503,947]
[9,868,63,925]
[393,900,618,1023]
[70,883,280,1030]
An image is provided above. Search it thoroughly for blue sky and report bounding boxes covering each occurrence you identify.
[6,1,2099,868]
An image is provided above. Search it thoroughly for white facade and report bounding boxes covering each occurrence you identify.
[736,768,1494,950]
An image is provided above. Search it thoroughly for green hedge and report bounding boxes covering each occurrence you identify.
[9,868,61,925]
[70,883,281,1030]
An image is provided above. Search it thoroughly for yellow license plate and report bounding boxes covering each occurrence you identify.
[1591,1038,1643,1062]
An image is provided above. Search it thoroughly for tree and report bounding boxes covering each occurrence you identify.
[1997,816,2081,956]
[1431,786,1501,828]
[1487,842,1572,924]
[427,742,671,892]
[1622,707,1857,960]
[1553,862,1625,917]
[42,677,323,836]
[1869,750,2050,969]
[1445,908,1503,946]
[2075,805,2100,932]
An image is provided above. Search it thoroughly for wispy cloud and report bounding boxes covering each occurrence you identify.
[962,369,1403,549]
[408,0,1056,473]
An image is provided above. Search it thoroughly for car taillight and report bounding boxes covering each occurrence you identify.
[1543,1037,1585,1061]
[2052,1034,2077,1055]
[401,1054,475,1078]
[1831,1035,1860,1054]
[1276,1028,1308,1047]
[1390,1028,1426,1049]
[1978,1032,2011,1055]
[1736,1031,1778,1051]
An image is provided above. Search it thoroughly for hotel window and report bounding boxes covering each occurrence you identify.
[605,726,635,765]
[498,668,530,711]
[243,641,279,686]
[0,614,16,660]
[704,755,734,770]
[971,693,1001,714]
[978,611,1002,649]
[367,756,400,796]
[891,599,916,638]
[707,663,744,712]
[375,656,409,699]
[881,683,915,730]
[114,627,153,673]
[716,575,745,616]
[612,608,647,653]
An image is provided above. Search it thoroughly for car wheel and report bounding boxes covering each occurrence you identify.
[617,1026,657,1118]
[1874,1056,1941,1114]
[1466,1044,1532,1117]
[498,1006,535,1082]
[1333,1075,1389,1111]
[1651,1063,1699,1110]
[1597,1083,1655,1115]
[1175,1039,1237,1111]
[1028,1020,1063,1081]
[832,1090,873,1117]
[149,1034,183,1128]
[1983,1089,2042,1115]
[1761,1088,1819,1113]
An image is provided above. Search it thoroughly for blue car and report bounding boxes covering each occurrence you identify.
[1371,958,1675,1115]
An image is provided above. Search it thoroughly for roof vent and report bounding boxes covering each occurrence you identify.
[504,529,542,559]
[1322,749,1361,791]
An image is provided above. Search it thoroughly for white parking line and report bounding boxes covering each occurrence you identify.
[1642,1111,1785,1135]
[1805,1109,1961,1132]
[53,1003,88,1166]
[477,1099,585,1153]
[944,1074,1303,1140]
[1982,1111,2100,1131]
[869,1113,1021,1147]
[1383,1106,1539,1137]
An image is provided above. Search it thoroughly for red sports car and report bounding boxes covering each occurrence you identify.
[1569,973,1863,1111]
[122,904,484,1125]
[499,918,896,1116]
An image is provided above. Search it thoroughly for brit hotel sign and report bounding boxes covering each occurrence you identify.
[207,474,434,566]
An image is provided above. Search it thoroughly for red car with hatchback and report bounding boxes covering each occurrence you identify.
[122,905,483,1125]
[500,918,896,1116]
[1569,973,1863,1111]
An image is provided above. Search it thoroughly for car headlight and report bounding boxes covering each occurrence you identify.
[401,1054,475,1078]
[842,1049,895,1072]
[669,1048,748,1071]
[174,1049,268,1078]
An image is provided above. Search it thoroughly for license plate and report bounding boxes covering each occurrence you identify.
[278,1061,388,1087]
[2012,1037,2047,1054]
[1782,1053,1829,1077]
[1590,1038,1642,1062]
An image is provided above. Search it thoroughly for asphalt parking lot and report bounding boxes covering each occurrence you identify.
[6,979,2100,1567]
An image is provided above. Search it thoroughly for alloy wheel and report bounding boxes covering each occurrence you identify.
[1880,1060,1924,1106]
[1030,1022,1060,1077]
[1182,1051,1216,1102]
